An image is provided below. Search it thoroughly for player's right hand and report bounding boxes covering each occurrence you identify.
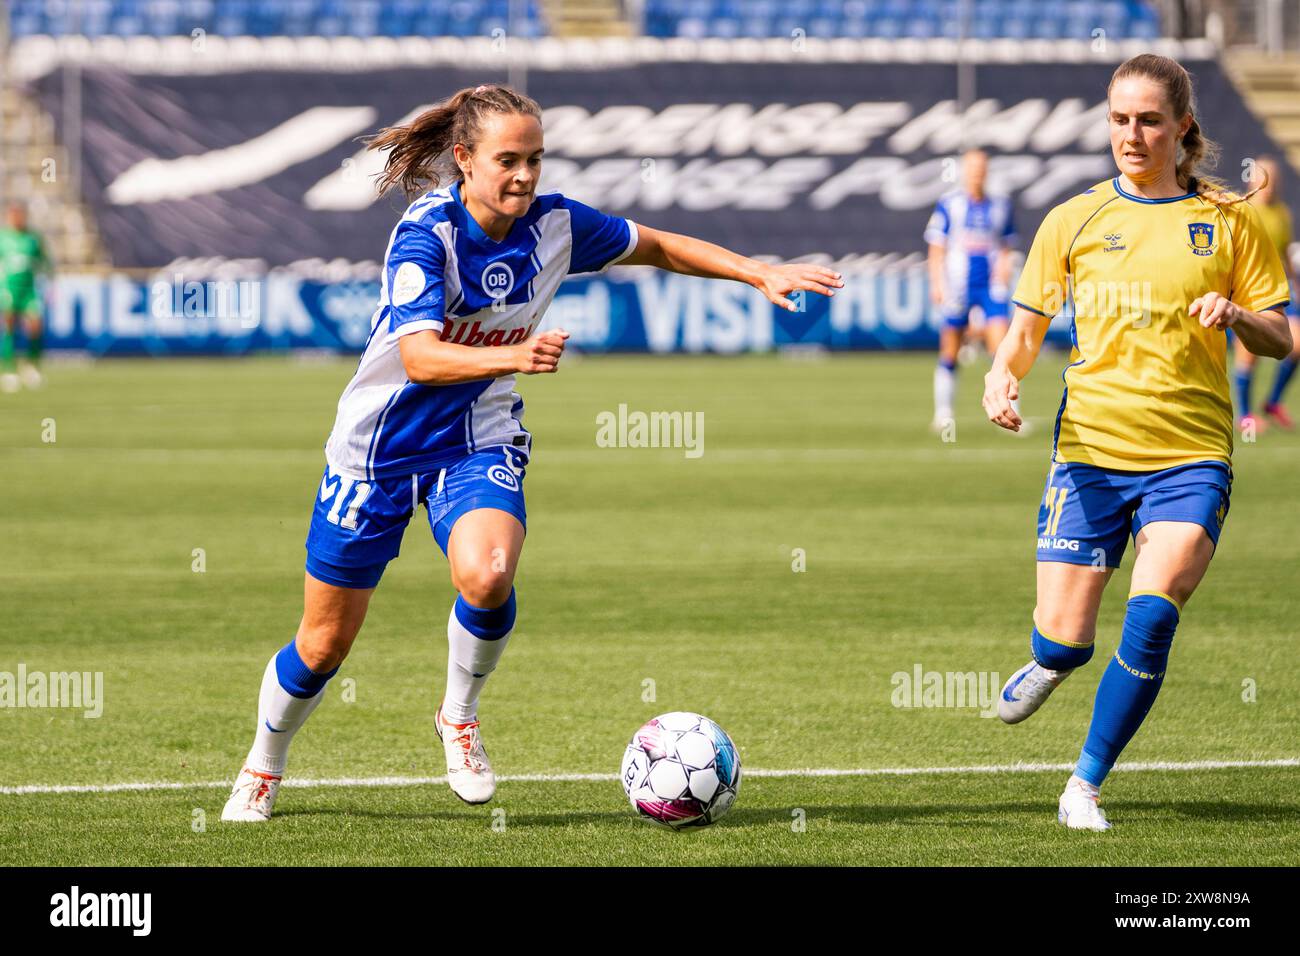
[982,365,1022,431]
[515,329,569,374]
[930,281,945,307]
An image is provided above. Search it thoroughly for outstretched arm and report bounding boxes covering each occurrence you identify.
[620,223,843,311]
[983,304,1053,432]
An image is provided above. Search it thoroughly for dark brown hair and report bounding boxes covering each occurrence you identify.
[1108,54,1261,205]
[368,84,542,197]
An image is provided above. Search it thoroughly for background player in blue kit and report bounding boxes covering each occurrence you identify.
[221,83,844,820]
[926,149,1018,432]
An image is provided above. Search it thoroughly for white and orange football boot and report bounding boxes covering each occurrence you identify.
[220,767,282,822]
[435,705,496,804]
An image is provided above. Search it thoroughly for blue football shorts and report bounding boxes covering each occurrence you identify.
[304,445,528,589]
[944,279,1009,328]
[1035,459,1232,569]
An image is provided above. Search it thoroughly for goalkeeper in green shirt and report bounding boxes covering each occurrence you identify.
[1,203,49,392]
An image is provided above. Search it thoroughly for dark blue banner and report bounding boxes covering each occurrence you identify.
[30,57,1292,269]
[42,269,1074,355]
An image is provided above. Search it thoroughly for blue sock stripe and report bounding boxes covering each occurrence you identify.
[938,358,956,372]
[1076,594,1180,787]
[1030,625,1095,671]
[274,639,338,699]
[454,588,516,640]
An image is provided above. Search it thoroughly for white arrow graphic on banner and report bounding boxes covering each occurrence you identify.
[303,103,435,211]
[106,106,377,204]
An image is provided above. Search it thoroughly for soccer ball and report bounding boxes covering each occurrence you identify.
[619,711,741,828]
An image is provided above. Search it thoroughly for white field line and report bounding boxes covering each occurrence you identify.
[2,757,1295,796]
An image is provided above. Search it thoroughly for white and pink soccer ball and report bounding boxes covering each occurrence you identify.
[619,711,741,828]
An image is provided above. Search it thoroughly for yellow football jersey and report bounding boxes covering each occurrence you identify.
[1013,177,1291,471]
[1252,199,1293,266]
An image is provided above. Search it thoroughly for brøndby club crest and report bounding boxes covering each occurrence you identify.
[1187,222,1215,256]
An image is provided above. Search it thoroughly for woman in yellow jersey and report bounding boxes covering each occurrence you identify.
[981,54,1292,831]
[1232,156,1300,430]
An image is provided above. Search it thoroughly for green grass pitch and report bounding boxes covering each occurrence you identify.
[1,352,1297,866]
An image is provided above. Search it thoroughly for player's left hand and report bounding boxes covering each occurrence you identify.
[754,263,844,312]
[1190,292,1239,330]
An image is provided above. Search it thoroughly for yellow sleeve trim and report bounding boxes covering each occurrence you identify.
[1129,590,1182,615]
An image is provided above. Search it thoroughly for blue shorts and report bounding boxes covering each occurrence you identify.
[944,281,1009,328]
[304,445,529,589]
[1035,459,1231,568]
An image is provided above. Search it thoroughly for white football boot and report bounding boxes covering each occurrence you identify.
[1058,777,1113,831]
[435,706,496,804]
[18,363,42,389]
[220,767,282,822]
[998,660,1073,724]
[0,372,18,394]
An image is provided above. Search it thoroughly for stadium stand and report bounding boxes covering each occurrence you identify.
[1225,50,1300,172]
[4,0,549,39]
[2,0,1166,41]
[639,0,1163,41]
[0,85,104,268]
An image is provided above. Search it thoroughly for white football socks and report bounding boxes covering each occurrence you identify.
[443,603,513,724]
[244,655,328,776]
[934,363,956,423]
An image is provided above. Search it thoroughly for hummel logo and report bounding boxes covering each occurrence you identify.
[1103,232,1126,252]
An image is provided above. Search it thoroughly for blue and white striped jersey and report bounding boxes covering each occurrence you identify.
[923,190,1017,289]
[324,184,637,480]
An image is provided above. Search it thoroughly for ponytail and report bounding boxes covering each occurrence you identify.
[367,84,542,198]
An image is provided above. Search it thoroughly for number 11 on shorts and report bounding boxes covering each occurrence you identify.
[322,476,372,531]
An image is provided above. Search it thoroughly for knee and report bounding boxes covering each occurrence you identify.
[1122,593,1180,653]
[454,566,515,609]
[1033,606,1095,648]
[295,622,355,673]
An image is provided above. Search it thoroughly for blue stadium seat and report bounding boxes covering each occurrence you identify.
[905,17,937,39]
[840,16,871,38]
[871,16,901,38]
[1130,17,1160,38]
[1002,17,1032,39]
[1063,16,1096,40]
[781,0,815,17]
[1032,16,1066,39]
[11,14,42,36]
[110,14,147,34]
[805,16,837,37]
[705,16,740,37]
